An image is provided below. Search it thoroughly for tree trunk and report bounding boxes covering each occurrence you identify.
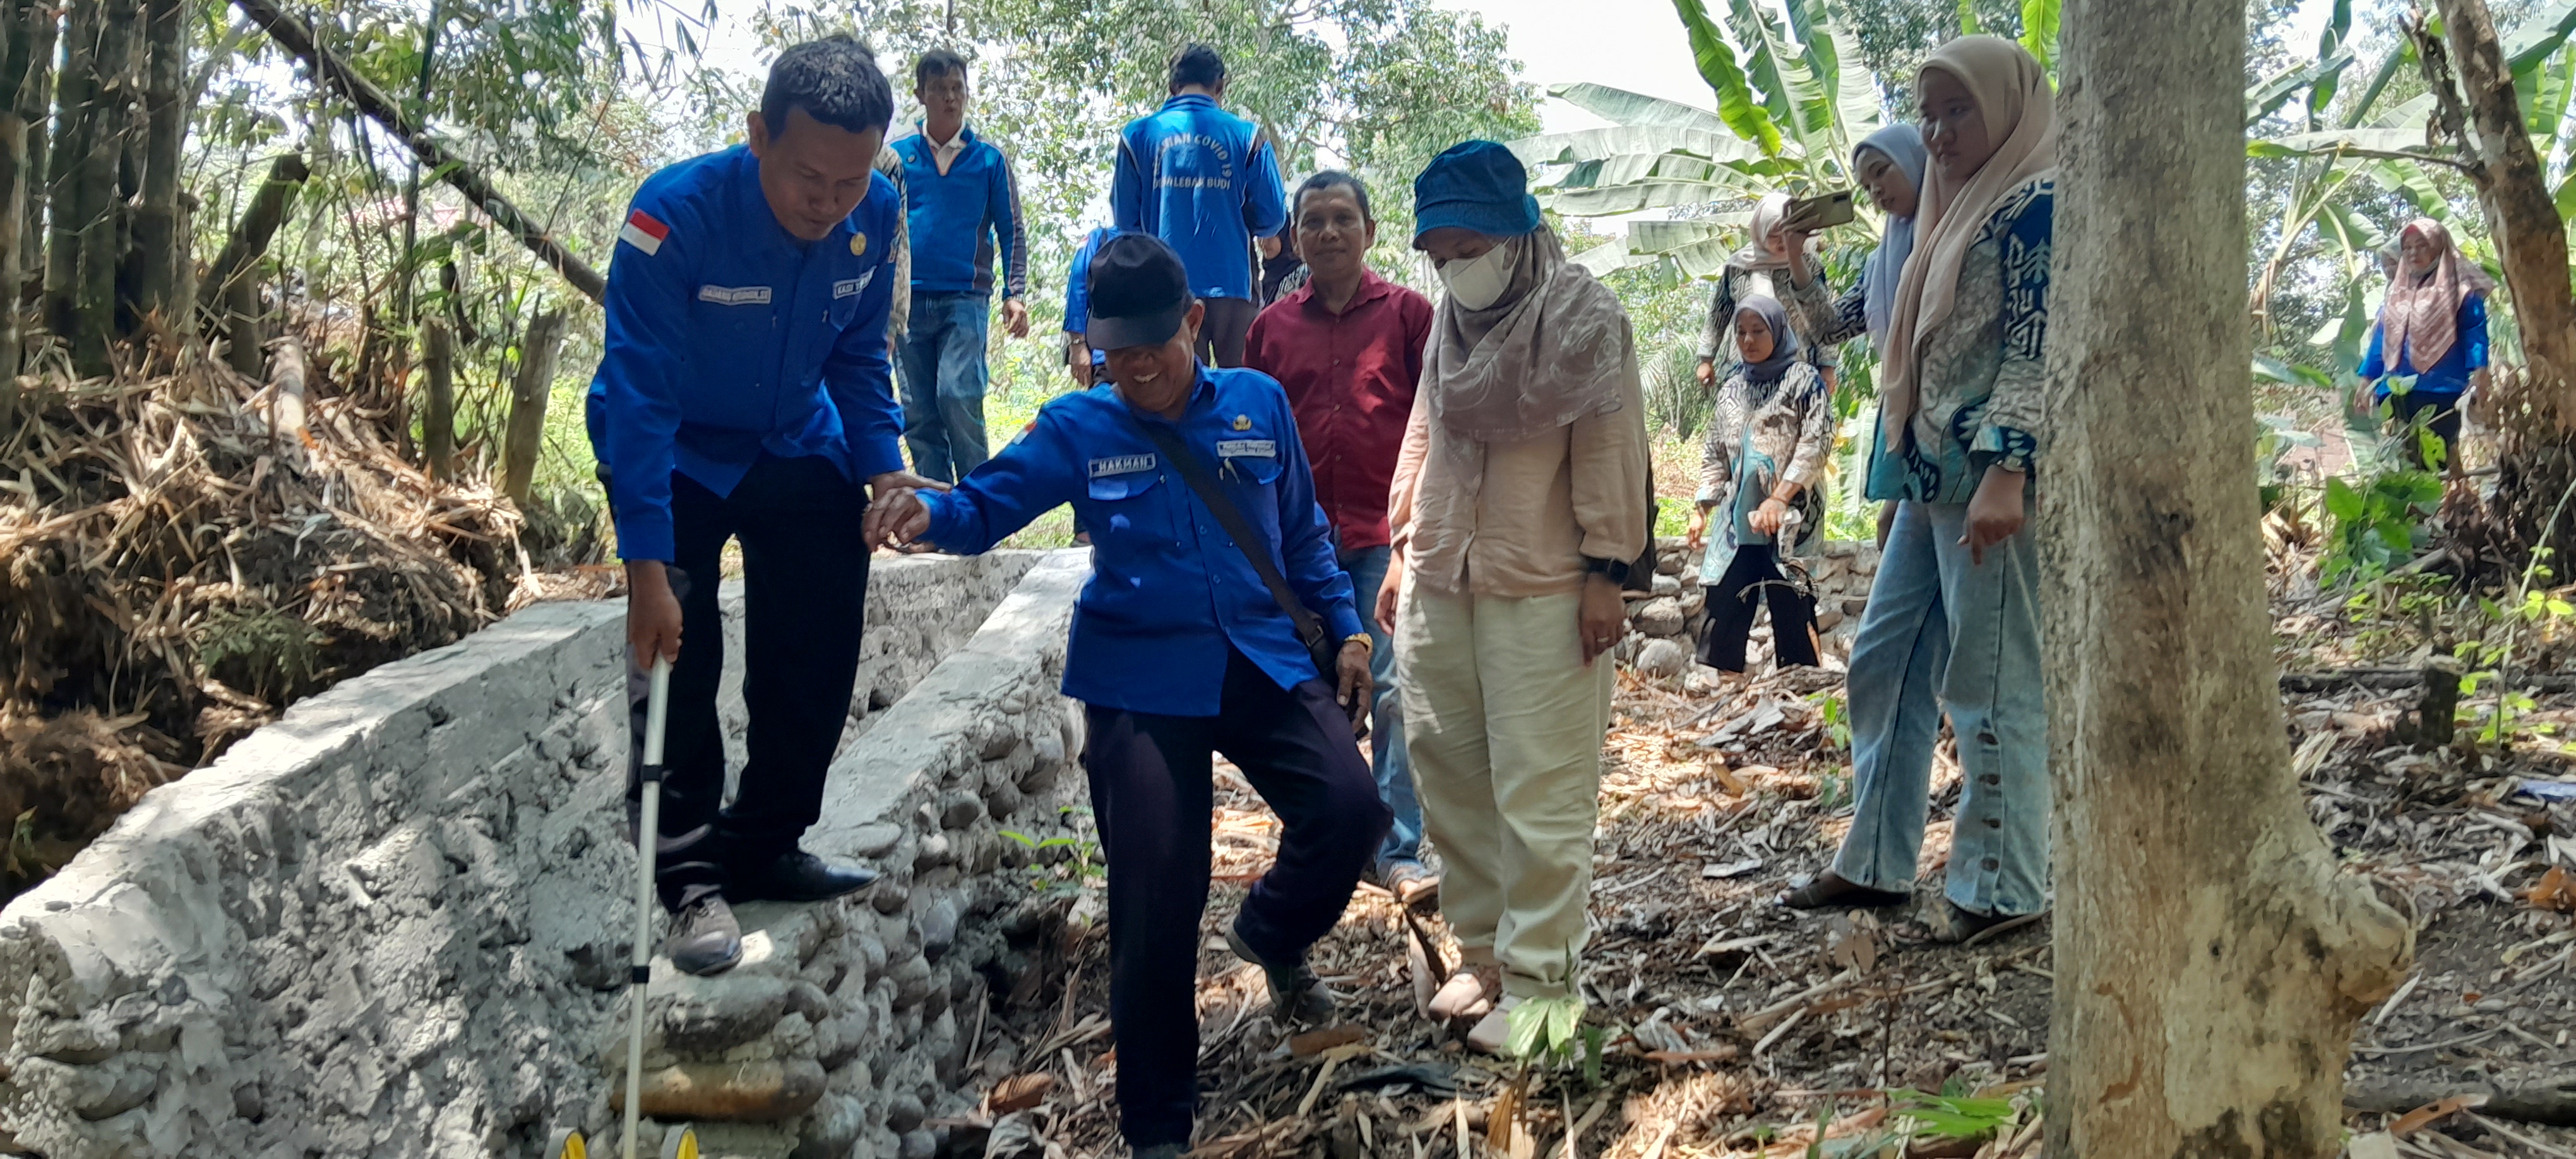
[230,0,606,304]
[68,0,138,376]
[220,275,262,379]
[16,8,39,292]
[42,0,97,340]
[2045,1,2414,1155]
[266,333,305,448]
[422,320,454,482]
[15,1,46,288]
[500,307,568,505]
[0,0,52,432]
[2434,0,2576,398]
[128,0,187,325]
[198,152,307,317]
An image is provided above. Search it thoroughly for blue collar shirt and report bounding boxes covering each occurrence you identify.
[918,365,1364,716]
[585,145,905,562]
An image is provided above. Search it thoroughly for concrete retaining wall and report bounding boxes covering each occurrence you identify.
[0,549,1083,1159]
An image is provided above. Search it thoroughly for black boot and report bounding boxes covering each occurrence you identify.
[734,848,879,903]
[667,894,742,977]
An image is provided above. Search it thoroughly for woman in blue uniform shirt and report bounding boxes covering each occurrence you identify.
[866,232,1386,1159]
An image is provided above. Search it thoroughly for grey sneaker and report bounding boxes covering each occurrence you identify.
[1224,921,1335,1025]
[666,894,742,976]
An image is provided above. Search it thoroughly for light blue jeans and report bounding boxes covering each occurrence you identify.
[1339,545,1421,866]
[1832,497,2048,917]
[897,292,993,484]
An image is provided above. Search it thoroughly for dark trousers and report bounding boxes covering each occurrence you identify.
[626,455,871,910]
[2390,390,2465,471]
[1697,542,1820,673]
[1082,649,1389,1148]
[1194,296,1258,368]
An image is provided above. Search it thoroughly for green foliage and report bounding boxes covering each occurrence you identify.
[2320,463,2443,586]
[999,806,1105,895]
[1502,993,1589,1063]
[193,608,327,703]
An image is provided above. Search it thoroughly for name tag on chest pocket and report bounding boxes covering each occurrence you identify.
[1086,456,1162,502]
[828,272,873,328]
[1215,439,1281,484]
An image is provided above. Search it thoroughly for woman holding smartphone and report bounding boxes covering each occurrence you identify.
[1695,193,1839,392]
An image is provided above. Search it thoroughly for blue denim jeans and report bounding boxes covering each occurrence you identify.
[1339,544,1421,865]
[897,292,993,484]
[1832,497,2048,917]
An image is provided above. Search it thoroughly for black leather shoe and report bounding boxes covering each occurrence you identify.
[735,848,879,903]
[667,895,742,977]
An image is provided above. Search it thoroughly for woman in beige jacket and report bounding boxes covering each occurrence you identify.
[1378,141,1652,1052]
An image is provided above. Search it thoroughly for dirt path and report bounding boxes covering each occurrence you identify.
[950,665,2576,1159]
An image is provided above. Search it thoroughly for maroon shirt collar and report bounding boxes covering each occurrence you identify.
[1287,266,1395,316]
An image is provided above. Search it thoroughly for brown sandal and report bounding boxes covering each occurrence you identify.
[1781,871,1910,911]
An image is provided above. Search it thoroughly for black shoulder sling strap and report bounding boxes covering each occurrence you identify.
[1126,420,1340,679]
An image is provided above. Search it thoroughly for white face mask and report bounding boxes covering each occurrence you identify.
[1437,242,1515,312]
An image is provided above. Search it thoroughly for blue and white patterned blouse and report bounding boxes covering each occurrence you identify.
[1789,175,2053,505]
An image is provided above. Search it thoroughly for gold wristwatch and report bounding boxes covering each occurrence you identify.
[1343,633,1374,655]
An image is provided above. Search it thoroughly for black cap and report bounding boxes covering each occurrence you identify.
[1085,233,1193,351]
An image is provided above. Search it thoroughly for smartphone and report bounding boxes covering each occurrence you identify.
[1782,189,1857,231]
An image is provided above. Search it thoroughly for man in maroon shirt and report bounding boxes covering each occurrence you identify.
[1246,171,1438,903]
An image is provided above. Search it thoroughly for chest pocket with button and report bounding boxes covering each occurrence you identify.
[1083,454,1172,544]
[1212,431,1285,544]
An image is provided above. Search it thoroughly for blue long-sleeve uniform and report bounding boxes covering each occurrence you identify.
[893,124,1028,299]
[586,145,903,562]
[921,366,1364,716]
[1111,95,1286,303]
[1063,226,1116,369]
[2363,292,2490,399]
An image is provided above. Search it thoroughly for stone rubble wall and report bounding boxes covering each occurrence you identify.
[0,549,1081,1159]
[1620,538,1883,676]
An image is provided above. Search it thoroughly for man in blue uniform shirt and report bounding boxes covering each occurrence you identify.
[866,235,1388,1159]
[587,35,943,977]
[1111,44,1286,369]
[1061,224,1116,387]
[891,48,1030,483]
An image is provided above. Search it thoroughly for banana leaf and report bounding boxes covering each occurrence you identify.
[1508,124,1754,169]
[1546,82,1730,136]
[2507,0,2576,76]
[2247,47,2357,126]
[1668,0,1784,155]
[1542,178,1762,215]
[2021,0,2060,78]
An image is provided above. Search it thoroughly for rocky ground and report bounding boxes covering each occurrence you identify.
[891,541,2576,1159]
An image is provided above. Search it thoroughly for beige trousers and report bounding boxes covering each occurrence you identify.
[1397,581,1613,1000]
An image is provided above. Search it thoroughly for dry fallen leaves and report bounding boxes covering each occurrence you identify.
[987,1073,1056,1114]
[2526,865,2574,913]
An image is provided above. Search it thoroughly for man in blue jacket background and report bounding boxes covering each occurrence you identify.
[893,49,1030,484]
[1112,44,1286,369]
[866,234,1386,1158]
[587,35,945,977]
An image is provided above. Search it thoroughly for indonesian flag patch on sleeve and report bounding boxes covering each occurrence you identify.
[619,210,669,256]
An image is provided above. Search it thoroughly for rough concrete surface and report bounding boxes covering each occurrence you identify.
[0,550,1080,1159]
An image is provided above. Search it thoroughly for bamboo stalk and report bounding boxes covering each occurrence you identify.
[128,0,187,323]
[500,307,569,505]
[69,0,140,376]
